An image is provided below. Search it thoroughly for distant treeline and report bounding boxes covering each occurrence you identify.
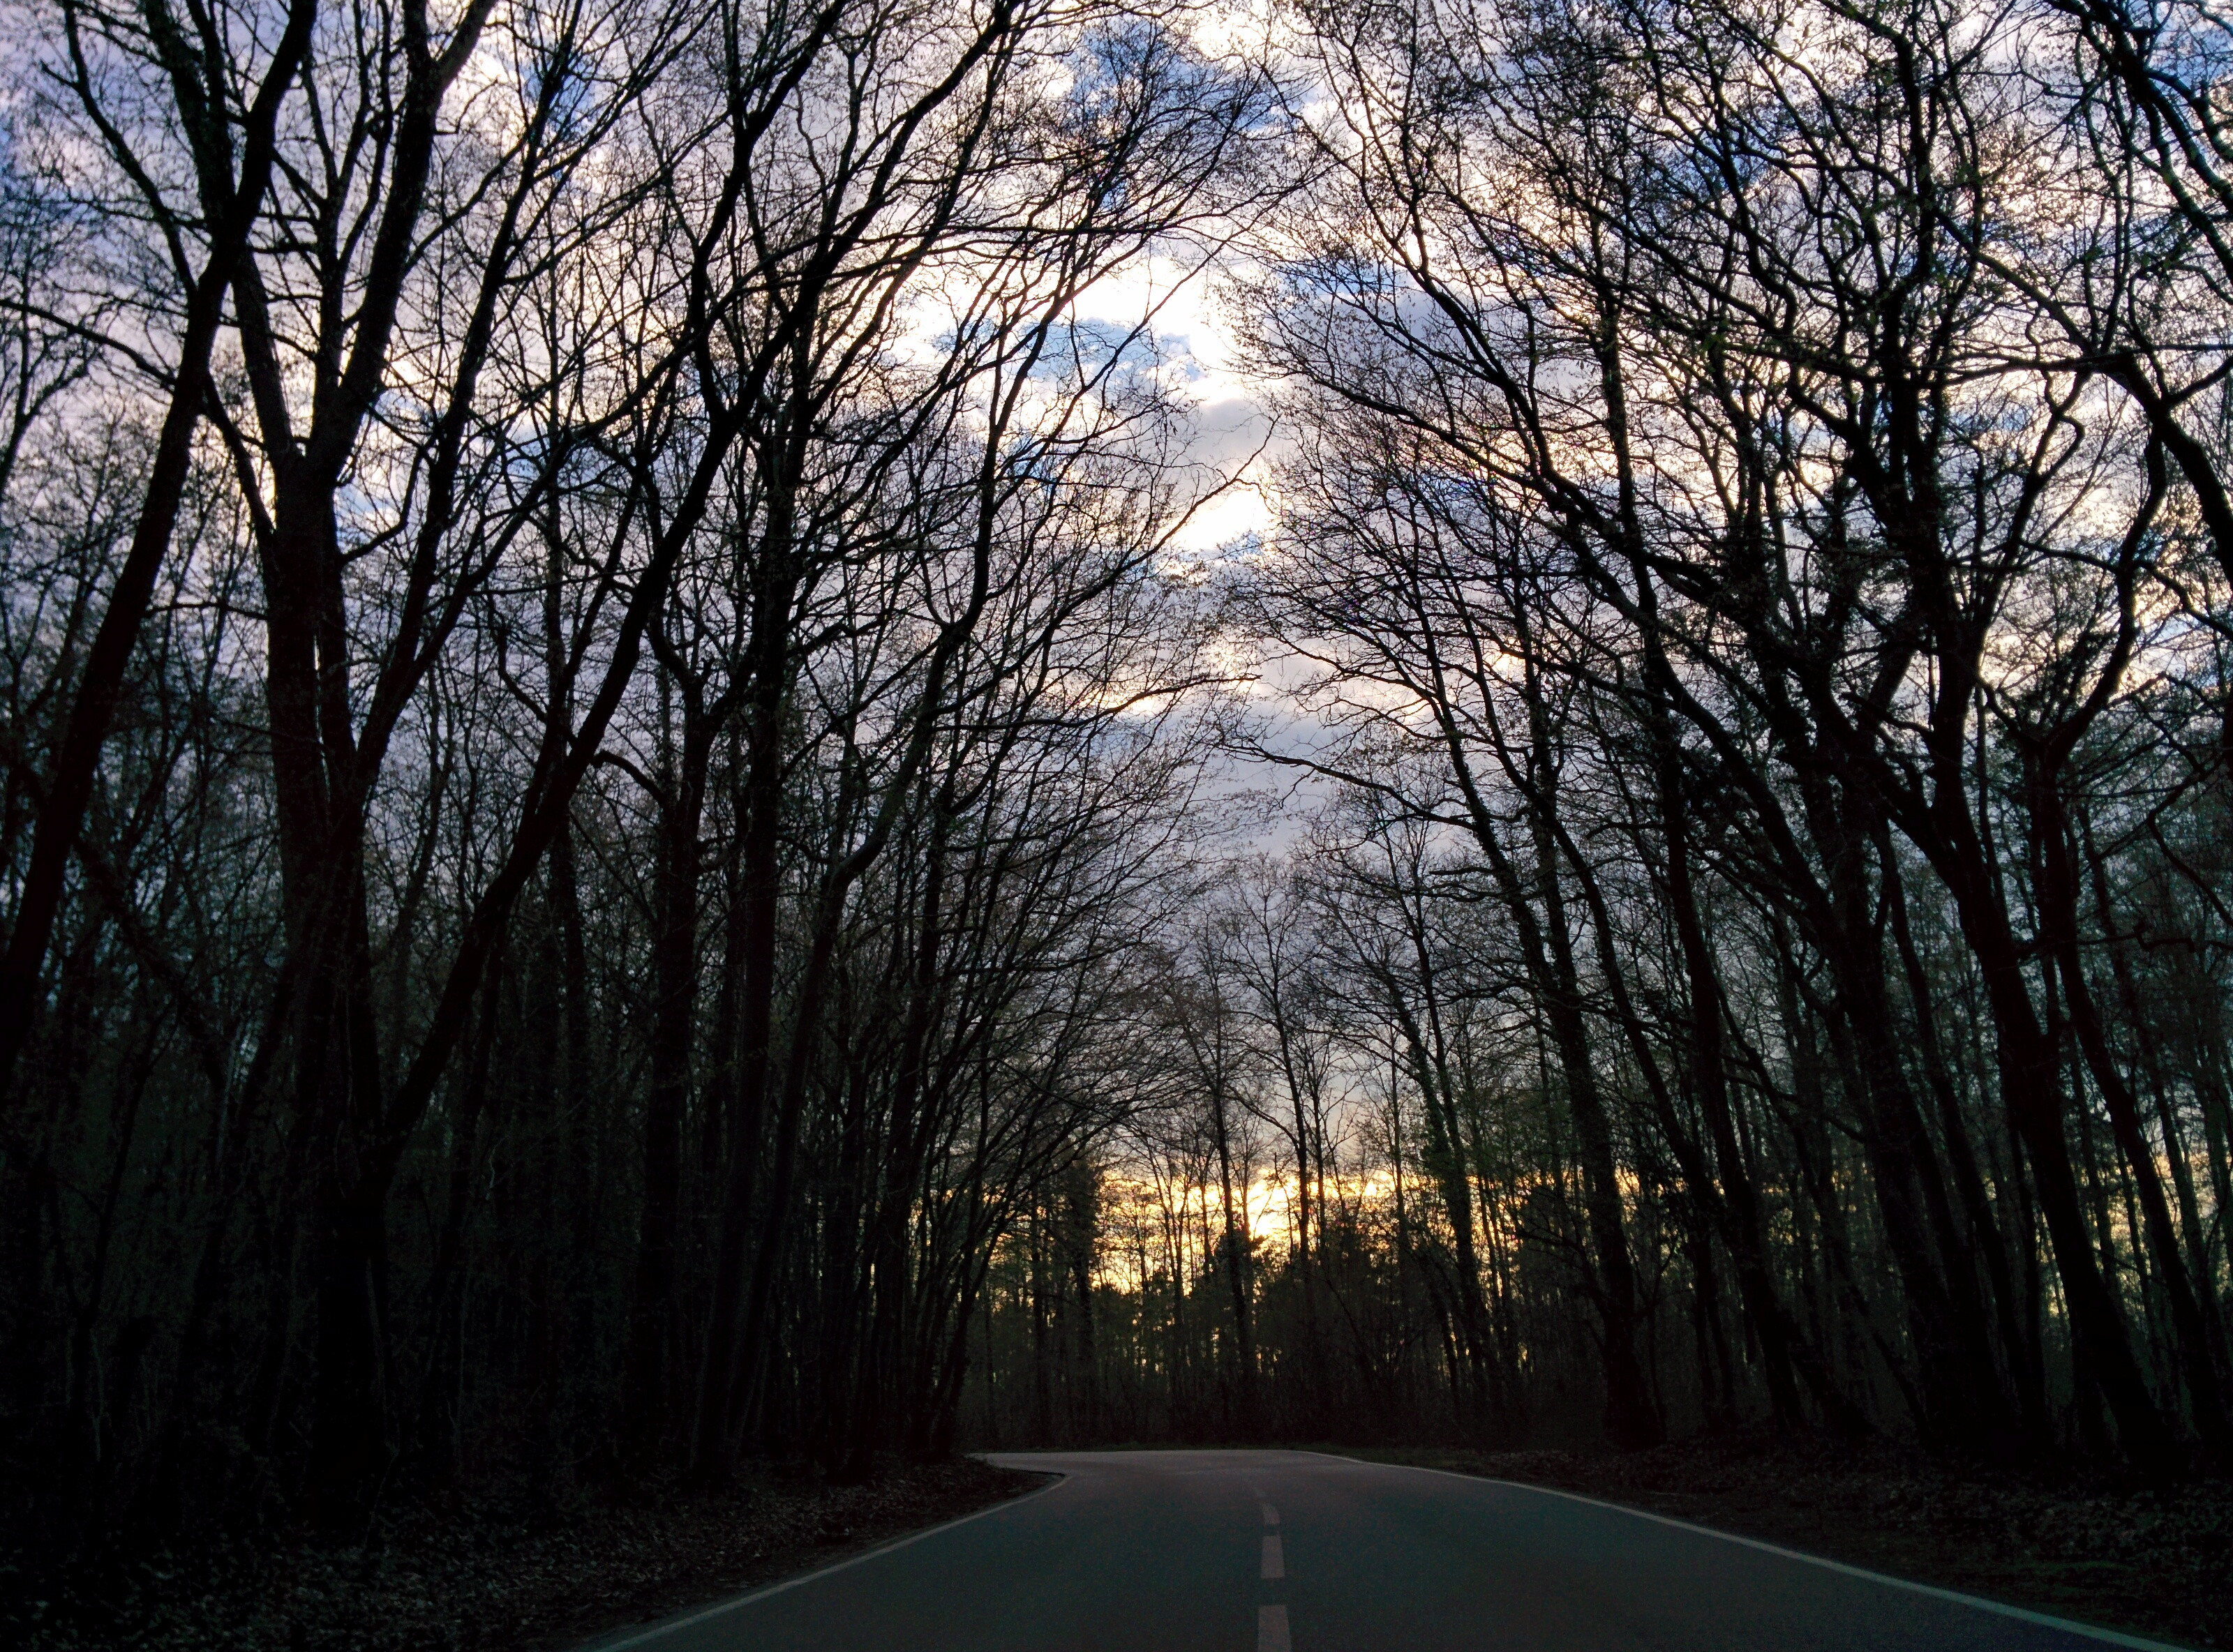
[5,0,2233,1595]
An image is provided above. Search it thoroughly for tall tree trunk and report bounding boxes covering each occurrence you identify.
[1885,852,2049,1444]
[690,534,800,1479]
[620,702,711,1469]
[1923,788,2172,1458]
[1209,1048,1261,1440]
[2034,776,2230,1443]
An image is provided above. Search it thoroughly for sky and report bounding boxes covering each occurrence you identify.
[1056,248,1345,850]
[1067,252,1279,555]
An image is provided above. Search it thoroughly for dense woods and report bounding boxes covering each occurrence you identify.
[8,0,2233,1593]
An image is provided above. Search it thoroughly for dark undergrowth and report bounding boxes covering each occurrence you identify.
[2,1457,1043,1652]
[1336,1430,2233,1650]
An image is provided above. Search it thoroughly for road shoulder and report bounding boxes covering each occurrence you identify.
[1328,1436,2227,1650]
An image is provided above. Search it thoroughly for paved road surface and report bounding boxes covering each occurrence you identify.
[589,1448,2172,1651]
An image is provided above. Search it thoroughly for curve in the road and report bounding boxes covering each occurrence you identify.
[583,1448,2183,1651]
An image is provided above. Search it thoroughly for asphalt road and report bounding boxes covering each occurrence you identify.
[589,1448,2174,1652]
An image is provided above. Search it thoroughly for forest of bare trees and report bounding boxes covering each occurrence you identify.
[7,0,2233,1601]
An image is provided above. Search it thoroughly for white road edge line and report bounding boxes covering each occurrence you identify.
[1261,1533,1285,1579]
[1317,1452,2186,1651]
[581,1466,1071,1651]
[1257,1603,1291,1652]
[1262,1503,1279,1525]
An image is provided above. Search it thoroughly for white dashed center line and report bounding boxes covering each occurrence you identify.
[1258,1604,1291,1652]
[1261,1534,1285,1579]
[1262,1503,1279,1526]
